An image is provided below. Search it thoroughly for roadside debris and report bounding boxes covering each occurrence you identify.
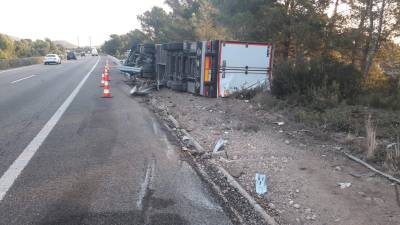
[344,152,400,185]
[130,86,138,95]
[337,182,352,189]
[255,173,268,195]
[131,85,156,96]
[274,121,285,126]
[293,203,300,209]
[168,115,180,128]
[213,138,227,153]
[349,171,375,178]
[387,143,397,149]
[180,129,206,154]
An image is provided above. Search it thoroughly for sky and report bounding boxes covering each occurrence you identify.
[0,0,167,46]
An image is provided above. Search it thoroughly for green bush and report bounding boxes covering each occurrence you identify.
[356,79,400,110]
[271,57,362,107]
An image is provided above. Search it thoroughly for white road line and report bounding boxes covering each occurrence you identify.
[10,75,37,84]
[0,56,101,201]
[136,159,155,210]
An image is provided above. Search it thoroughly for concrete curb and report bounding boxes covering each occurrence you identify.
[215,163,278,225]
[180,129,206,153]
[186,154,246,224]
[164,113,278,225]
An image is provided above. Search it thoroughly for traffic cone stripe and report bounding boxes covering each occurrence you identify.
[102,81,112,98]
[101,63,112,98]
[100,73,105,87]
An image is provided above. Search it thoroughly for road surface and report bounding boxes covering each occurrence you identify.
[0,56,233,225]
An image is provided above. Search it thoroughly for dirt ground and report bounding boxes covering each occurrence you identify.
[144,89,400,225]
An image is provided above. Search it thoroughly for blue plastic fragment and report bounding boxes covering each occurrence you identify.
[255,173,267,195]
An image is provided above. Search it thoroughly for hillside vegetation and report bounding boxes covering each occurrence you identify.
[0,33,65,70]
[0,33,65,59]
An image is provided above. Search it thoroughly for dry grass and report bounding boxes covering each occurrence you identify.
[366,114,377,160]
[0,57,43,70]
[385,138,400,173]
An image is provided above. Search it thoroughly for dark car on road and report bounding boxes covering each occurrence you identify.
[67,52,77,60]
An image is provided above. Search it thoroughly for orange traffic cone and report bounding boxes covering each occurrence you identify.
[104,71,110,81]
[102,81,112,98]
[100,73,105,87]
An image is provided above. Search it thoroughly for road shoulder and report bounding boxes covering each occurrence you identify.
[139,88,400,225]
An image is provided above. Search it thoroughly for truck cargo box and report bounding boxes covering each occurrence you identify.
[217,41,272,97]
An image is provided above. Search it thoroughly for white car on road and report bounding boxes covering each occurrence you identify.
[44,54,61,65]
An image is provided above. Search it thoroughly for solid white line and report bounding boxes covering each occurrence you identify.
[10,75,37,84]
[0,56,101,201]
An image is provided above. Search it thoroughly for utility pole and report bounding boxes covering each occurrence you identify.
[89,36,92,48]
[77,36,80,48]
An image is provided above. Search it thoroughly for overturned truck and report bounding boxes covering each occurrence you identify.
[120,40,273,98]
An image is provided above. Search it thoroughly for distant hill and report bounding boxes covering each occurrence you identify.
[53,40,76,49]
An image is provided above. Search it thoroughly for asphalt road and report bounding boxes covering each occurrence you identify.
[0,56,233,225]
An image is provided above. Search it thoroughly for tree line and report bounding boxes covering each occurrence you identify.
[0,34,65,59]
[102,0,400,110]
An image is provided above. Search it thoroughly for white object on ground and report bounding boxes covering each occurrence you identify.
[255,173,268,195]
[213,138,226,153]
[337,182,352,189]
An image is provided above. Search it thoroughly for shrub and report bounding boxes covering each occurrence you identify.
[385,138,400,174]
[356,81,400,110]
[271,57,362,107]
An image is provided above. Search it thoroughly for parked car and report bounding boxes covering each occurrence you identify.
[67,52,77,60]
[44,54,61,65]
[81,52,86,57]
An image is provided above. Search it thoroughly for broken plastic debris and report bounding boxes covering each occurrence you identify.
[386,143,397,149]
[130,86,138,95]
[182,136,191,144]
[337,182,352,189]
[255,173,267,195]
[213,138,226,153]
[274,121,285,126]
